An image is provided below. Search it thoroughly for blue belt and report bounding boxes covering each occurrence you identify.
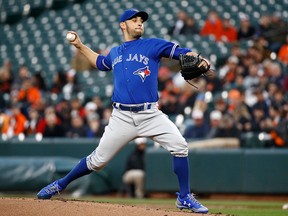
[112,102,154,112]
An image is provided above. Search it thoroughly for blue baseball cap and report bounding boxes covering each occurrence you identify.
[119,9,148,23]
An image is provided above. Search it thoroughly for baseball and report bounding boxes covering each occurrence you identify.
[66,33,76,42]
[283,203,288,210]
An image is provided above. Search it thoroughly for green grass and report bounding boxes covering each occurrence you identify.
[205,199,286,216]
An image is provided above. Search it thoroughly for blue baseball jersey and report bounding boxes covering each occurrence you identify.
[96,38,191,104]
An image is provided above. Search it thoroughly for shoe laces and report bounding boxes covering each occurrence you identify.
[44,182,61,195]
[187,193,201,206]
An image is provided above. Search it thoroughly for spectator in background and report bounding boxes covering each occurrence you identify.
[220,18,237,43]
[92,96,104,119]
[278,35,288,65]
[25,107,40,135]
[241,55,256,77]
[0,60,13,94]
[101,107,112,127]
[230,43,245,59]
[269,104,282,128]
[36,106,62,134]
[12,65,31,90]
[122,138,147,198]
[200,10,223,41]
[50,70,67,94]
[9,87,20,108]
[256,15,272,40]
[213,95,228,115]
[168,11,188,36]
[176,82,197,115]
[62,69,80,100]
[243,64,260,89]
[0,63,13,109]
[218,55,240,90]
[66,114,87,138]
[266,82,278,103]
[237,14,256,40]
[252,87,269,116]
[204,71,223,94]
[70,97,86,119]
[250,103,266,133]
[2,104,27,138]
[259,105,285,147]
[0,109,10,135]
[43,111,65,137]
[267,13,287,52]
[86,113,104,138]
[206,110,222,138]
[272,89,286,109]
[253,37,271,61]
[158,66,172,92]
[283,74,288,92]
[32,72,46,93]
[263,60,283,86]
[159,80,180,115]
[84,101,97,122]
[183,109,210,139]
[270,108,287,147]
[55,99,71,130]
[231,74,245,91]
[183,17,199,35]
[18,78,42,110]
[158,66,180,115]
[192,78,209,112]
[258,72,269,92]
[228,89,252,133]
[34,98,46,118]
[215,114,241,139]
[246,44,265,64]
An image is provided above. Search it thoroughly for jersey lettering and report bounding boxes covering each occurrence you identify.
[126,54,149,65]
[112,55,122,68]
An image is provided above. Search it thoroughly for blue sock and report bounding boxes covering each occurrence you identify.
[58,157,92,189]
[173,156,190,198]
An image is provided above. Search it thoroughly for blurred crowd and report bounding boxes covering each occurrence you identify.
[0,10,287,147]
[0,61,111,140]
[168,10,287,53]
[164,10,288,147]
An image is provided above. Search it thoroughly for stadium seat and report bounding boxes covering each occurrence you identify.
[0,0,287,103]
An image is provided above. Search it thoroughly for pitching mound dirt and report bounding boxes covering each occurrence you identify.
[0,197,219,216]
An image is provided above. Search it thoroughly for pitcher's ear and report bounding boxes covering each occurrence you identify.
[120,22,126,30]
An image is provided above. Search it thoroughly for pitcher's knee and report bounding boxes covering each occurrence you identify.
[86,151,107,171]
[170,139,189,157]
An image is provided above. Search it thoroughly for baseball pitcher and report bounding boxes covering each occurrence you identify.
[37,9,211,214]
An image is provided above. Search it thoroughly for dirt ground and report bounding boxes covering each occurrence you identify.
[0,197,218,216]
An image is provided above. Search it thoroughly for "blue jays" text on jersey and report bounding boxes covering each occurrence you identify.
[96,38,191,104]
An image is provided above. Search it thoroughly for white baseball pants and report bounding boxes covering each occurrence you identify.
[86,107,188,171]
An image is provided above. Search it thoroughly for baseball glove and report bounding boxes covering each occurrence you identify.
[179,54,213,87]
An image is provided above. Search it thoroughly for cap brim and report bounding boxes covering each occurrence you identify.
[130,11,149,22]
